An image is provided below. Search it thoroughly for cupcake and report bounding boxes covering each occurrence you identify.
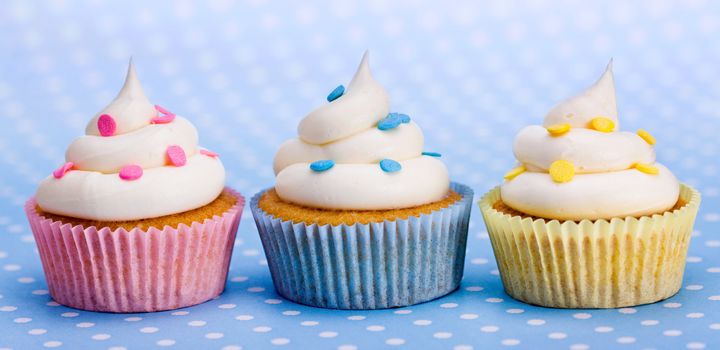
[251,52,473,309]
[25,61,244,312]
[479,62,701,308]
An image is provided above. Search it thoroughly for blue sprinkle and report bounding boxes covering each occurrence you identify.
[379,159,402,173]
[310,159,335,172]
[397,113,411,123]
[326,85,344,102]
[377,113,402,131]
[422,151,442,157]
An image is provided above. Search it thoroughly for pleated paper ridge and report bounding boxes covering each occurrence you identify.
[25,188,244,313]
[479,184,700,308]
[251,182,473,309]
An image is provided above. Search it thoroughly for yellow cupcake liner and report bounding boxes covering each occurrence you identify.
[478,184,700,308]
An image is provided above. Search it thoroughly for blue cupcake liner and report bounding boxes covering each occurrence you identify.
[250,182,473,309]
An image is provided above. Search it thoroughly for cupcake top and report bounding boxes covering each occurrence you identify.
[36,61,225,221]
[273,52,450,210]
[501,62,679,220]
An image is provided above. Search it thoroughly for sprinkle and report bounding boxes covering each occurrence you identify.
[637,129,656,145]
[549,160,575,183]
[199,149,219,158]
[379,159,402,173]
[97,114,116,137]
[634,163,659,175]
[377,114,403,131]
[327,85,344,102]
[119,165,143,181]
[503,165,526,181]
[589,117,615,132]
[422,152,442,157]
[52,162,74,179]
[151,105,176,124]
[546,123,571,136]
[166,145,187,167]
[396,113,411,123]
[310,160,334,172]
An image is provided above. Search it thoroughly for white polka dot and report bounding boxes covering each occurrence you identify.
[664,329,683,336]
[46,302,60,307]
[440,302,458,308]
[641,320,660,326]
[76,322,94,328]
[265,299,282,304]
[218,303,237,309]
[414,319,432,326]
[222,346,242,350]
[460,313,479,320]
[687,343,706,349]
[485,297,504,303]
[687,312,704,318]
[271,338,290,345]
[595,326,614,333]
[385,338,405,346]
[157,339,176,346]
[43,341,62,348]
[91,334,111,340]
[282,310,300,316]
[13,317,31,323]
[465,286,484,292]
[709,295,720,301]
[140,327,159,333]
[248,287,265,292]
[481,325,499,333]
[454,345,473,350]
[573,313,592,319]
[366,325,385,331]
[301,321,319,326]
[347,315,365,320]
[338,345,357,350]
[188,320,207,326]
[527,319,546,326]
[686,284,704,291]
[124,317,142,322]
[394,309,412,314]
[0,306,17,312]
[108,347,127,350]
[433,332,453,339]
[230,276,249,282]
[548,332,567,339]
[664,302,682,308]
[61,312,79,317]
[171,311,189,316]
[253,326,272,333]
[205,332,224,339]
[687,256,703,262]
[235,315,254,321]
[619,308,637,314]
[506,308,524,314]
[29,328,47,335]
[501,339,520,346]
[32,289,49,295]
[570,344,589,350]
[471,258,489,264]
[707,267,720,273]
[17,277,35,283]
[319,331,338,338]
[710,323,720,330]
[617,336,636,344]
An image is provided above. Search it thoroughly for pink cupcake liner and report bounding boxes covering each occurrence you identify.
[25,188,244,313]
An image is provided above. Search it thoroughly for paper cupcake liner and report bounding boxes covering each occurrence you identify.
[251,182,473,310]
[25,188,244,313]
[479,184,700,308]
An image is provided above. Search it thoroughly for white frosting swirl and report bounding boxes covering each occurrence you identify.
[36,61,225,221]
[501,62,679,220]
[274,52,450,210]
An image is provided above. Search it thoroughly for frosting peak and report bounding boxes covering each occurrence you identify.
[543,60,618,131]
[85,60,157,136]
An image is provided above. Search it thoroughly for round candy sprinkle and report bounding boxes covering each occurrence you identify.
[327,85,345,102]
[549,160,575,183]
[199,149,219,158]
[166,145,187,167]
[97,114,116,137]
[119,165,143,181]
[422,152,442,157]
[52,162,74,179]
[379,159,401,173]
[377,114,403,131]
[546,123,571,136]
[637,129,656,145]
[589,117,615,132]
[151,105,176,124]
[504,165,526,181]
[634,163,659,175]
[310,160,335,172]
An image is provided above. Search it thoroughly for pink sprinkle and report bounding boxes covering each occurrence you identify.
[151,105,176,124]
[166,145,187,167]
[199,149,219,158]
[52,162,74,179]
[119,165,143,181]
[97,114,116,136]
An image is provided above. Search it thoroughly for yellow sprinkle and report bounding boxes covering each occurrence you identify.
[634,163,659,175]
[589,117,615,132]
[637,129,656,145]
[504,165,526,181]
[549,160,575,183]
[546,123,571,136]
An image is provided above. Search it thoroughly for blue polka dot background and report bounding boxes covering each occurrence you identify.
[1,1,720,349]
